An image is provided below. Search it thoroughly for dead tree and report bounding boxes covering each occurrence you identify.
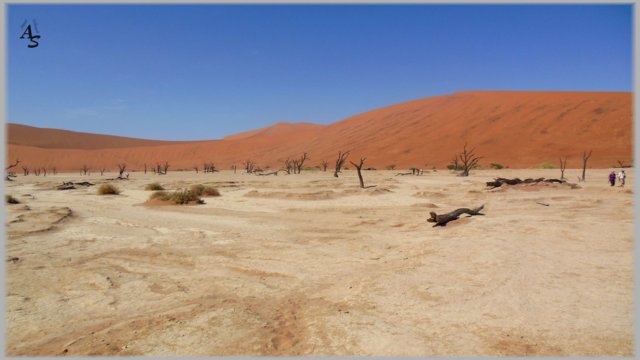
[100,168,106,176]
[117,163,127,178]
[428,204,485,227]
[42,168,47,177]
[243,159,255,174]
[334,151,350,178]
[52,167,57,175]
[450,155,460,171]
[194,166,199,174]
[282,158,293,174]
[4,159,20,181]
[295,153,309,174]
[580,150,592,182]
[458,143,481,176]
[349,157,367,188]
[232,165,237,174]
[559,157,568,180]
[34,168,41,176]
[162,161,170,174]
[321,160,329,172]
[617,160,626,168]
[203,162,217,173]
[22,166,29,176]
[81,164,90,176]
[144,163,147,174]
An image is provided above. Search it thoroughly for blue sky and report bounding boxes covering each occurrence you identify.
[7,4,632,140]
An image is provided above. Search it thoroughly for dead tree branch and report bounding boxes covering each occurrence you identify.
[334,151,350,178]
[427,204,485,227]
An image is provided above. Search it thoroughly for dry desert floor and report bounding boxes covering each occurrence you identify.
[4,169,634,356]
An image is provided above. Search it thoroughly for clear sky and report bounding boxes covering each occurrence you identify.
[7,4,632,140]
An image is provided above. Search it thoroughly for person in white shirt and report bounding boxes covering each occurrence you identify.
[618,170,626,186]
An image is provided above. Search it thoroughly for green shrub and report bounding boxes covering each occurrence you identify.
[6,195,20,204]
[145,182,164,191]
[540,162,556,169]
[490,163,504,170]
[190,184,221,197]
[97,184,120,195]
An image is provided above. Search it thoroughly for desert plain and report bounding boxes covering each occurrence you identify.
[4,168,633,356]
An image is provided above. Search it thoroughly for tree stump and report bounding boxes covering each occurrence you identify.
[427,204,485,227]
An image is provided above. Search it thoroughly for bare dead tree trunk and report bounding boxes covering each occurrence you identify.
[81,164,90,176]
[282,158,293,174]
[334,151,350,178]
[617,160,625,168]
[232,165,237,174]
[349,157,366,188]
[118,163,127,178]
[243,160,255,174]
[22,166,29,176]
[581,150,592,182]
[42,168,47,177]
[450,156,460,171]
[144,163,147,174]
[559,157,567,180]
[321,160,329,172]
[459,143,481,176]
[100,168,106,176]
[295,152,309,174]
[162,161,170,174]
[52,167,57,175]
[194,166,199,173]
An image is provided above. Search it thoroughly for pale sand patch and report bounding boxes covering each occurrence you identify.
[5,169,633,356]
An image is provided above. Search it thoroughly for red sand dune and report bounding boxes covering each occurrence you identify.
[6,91,632,171]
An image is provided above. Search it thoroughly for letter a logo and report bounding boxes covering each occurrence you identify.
[19,25,40,48]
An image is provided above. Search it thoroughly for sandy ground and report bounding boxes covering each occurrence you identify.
[4,169,633,356]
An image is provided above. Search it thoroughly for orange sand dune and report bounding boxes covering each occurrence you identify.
[6,91,632,171]
[7,123,189,150]
[223,122,324,141]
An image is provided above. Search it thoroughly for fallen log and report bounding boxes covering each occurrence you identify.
[56,181,95,190]
[427,204,485,227]
[486,177,567,189]
[395,172,413,176]
[256,171,279,176]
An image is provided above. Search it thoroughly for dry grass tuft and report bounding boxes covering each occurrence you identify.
[97,184,120,195]
[145,182,165,191]
[6,195,20,204]
[190,184,221,197]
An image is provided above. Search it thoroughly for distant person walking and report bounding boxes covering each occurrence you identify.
[618,170,626,187]
[609,171,616,186]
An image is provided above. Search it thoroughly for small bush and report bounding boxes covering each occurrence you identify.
[6,195,20,204]
[540,162,556,169]
[148,189,204,204]
[490,163,504,170]
[98,184,120,195]
[190,184,221,197]
[169,190,204,204]
[149,191,170,200]
[145,182,164,191]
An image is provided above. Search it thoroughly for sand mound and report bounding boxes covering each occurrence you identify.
[6,206,73,237]
[244,190,338,200]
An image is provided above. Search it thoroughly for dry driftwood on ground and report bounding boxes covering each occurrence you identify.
[427,204,485,227]
[485,177,570,189]
[56,181,95,190]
